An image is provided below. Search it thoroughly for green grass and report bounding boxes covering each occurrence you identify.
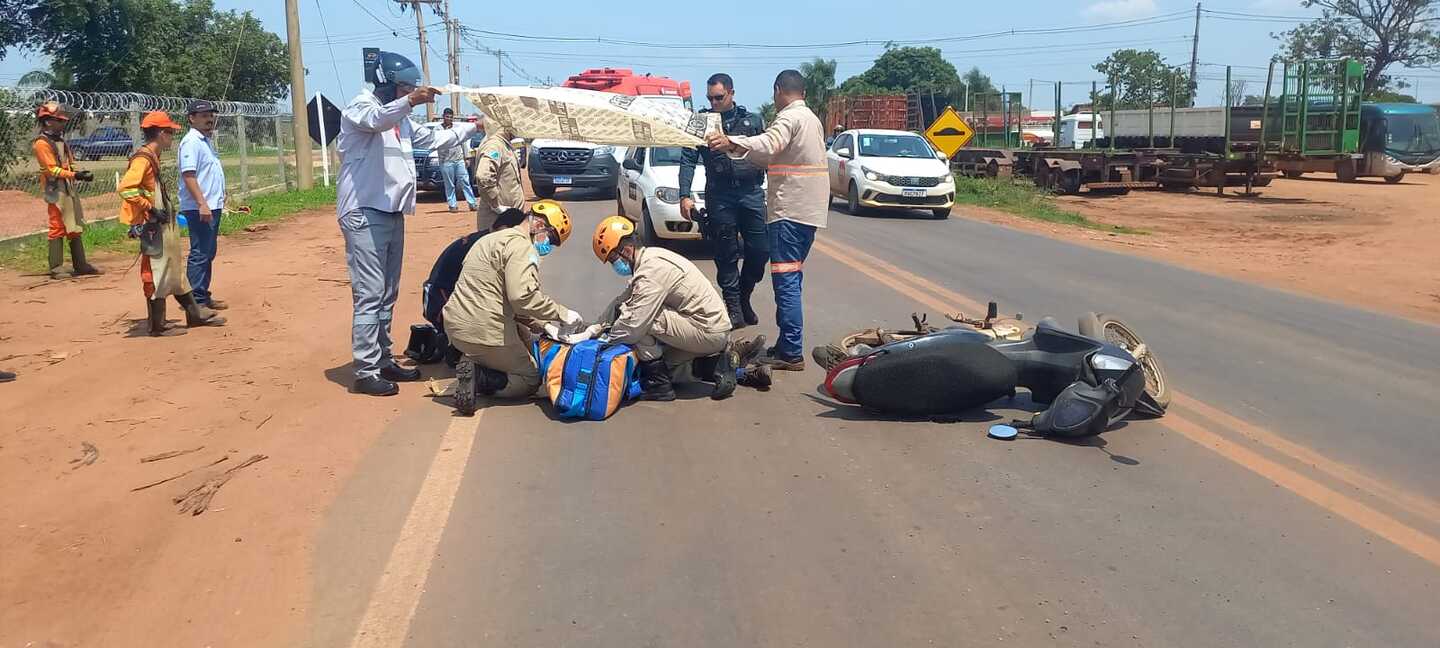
[951,176,1145,234]
[0,184,337,273]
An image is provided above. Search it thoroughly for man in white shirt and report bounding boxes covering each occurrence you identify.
[179,99,228,310]
[337,49,476,396]
[437,108,478,213]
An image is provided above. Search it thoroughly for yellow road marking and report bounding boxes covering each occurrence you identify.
[811,236,1440,567]
[349,412,483,648]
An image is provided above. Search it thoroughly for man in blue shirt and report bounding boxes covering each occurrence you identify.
[179,100,228,310]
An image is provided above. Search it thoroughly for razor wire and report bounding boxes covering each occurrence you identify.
[0,87,300,241]
[0,86,284,117]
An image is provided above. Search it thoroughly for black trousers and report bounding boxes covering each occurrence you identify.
[705,188,769,299]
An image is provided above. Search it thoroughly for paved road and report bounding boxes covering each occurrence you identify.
[313,195,1440,648]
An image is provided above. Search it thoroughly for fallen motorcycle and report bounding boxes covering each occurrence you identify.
[814,302,1169,436]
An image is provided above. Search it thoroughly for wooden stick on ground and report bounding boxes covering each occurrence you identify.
[140,446,205,463]
[131,456,228,492]
[172,454,268,516]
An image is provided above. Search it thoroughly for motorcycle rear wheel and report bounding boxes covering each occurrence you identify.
[1079,313,1171,412]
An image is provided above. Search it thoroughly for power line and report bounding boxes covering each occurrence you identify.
[461,11,1193,51]
[460,35,1191,64]
[349,0,405,33]
[314,0,347,96]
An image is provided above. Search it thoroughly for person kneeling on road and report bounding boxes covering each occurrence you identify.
[444,200,582,415]
[572,216,771,402]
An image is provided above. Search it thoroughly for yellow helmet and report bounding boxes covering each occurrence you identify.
[593,216,635,262]
[529,200,571,244]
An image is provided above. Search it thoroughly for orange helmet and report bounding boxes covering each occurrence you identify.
[529,200,571,244]
[35,101,69,122]
[592,216,635,262]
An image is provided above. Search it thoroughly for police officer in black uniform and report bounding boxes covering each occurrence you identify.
[679,73,768,329]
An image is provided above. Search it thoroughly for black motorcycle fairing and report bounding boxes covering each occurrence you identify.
[849,332,1018,416]
[1027,378,1125,438]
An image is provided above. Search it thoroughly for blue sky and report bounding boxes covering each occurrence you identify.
[2,0,1437,108]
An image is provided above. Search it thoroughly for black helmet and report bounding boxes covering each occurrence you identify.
[365,49,422,101]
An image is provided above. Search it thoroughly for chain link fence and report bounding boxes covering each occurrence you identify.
[0,87,306,240]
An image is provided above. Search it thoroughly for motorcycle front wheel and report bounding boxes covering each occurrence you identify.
[1079,313,1172,413]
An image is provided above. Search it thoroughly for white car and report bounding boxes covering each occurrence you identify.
[827,129,956,219]
[617,146,708,242]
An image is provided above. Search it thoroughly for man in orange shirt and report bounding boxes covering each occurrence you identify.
[32,102,101,278]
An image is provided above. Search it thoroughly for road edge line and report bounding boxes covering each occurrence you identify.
[347,411,483,648]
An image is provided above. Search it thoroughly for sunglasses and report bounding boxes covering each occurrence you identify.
[707,94,728,102]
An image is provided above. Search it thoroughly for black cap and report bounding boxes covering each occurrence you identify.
[442,107,454,116]
[187,99,217,115]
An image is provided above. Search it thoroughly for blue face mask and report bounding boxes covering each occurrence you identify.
[533,232,553,257]
[611,258,633,277]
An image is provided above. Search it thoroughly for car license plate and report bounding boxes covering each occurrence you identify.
[553,176,573,185]
[901,188,925,197]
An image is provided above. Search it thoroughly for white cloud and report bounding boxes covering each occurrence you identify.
[1085,0,1160,21]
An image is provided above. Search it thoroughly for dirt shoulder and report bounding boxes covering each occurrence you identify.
[0,196,475,648]
[960,172,1440,325]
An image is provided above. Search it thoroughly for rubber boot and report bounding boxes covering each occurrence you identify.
[638,359,677,402]
[724,292,747,331]
[69,238,103,275]
[148,298,187,337]
[738,283,760,327]
[47,239,66,278]
[176,292,227,327]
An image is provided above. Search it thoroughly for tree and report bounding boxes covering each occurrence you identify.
[1092,49,1193,109]
[758,101,777,125]
[839,46,964,106]
[958,67,997,111]
[1275,0,1440,98]
[799,58,837,126]
[17,70,56,89]
[15,0,289,103]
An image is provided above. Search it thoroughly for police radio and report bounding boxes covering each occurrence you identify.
[691,207,712,241]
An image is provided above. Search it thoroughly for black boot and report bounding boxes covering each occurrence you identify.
[638,359,676,402]
[691,347,738,400]
[738,283,760,327]
[69,238,102,275]
[176,292,227,327]
[47,239,66,279]
[148,298,187,337]
[724,292,747,331]
[454,359,508,416]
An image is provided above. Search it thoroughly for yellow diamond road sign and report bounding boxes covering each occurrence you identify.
[924,107,975,158]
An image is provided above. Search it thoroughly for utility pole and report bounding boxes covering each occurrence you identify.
[1189,2,1201,107]
[443,0,459,113]
[284,0,313,190]
[497,50,503,86]
[397,0,438,120]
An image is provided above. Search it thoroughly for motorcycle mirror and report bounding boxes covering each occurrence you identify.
[988,424,1019,440]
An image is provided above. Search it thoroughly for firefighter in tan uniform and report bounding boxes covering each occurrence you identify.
[443,200,583,415]
[471,116,524,233]
[574,216,771,401]
[32,102,101,278]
